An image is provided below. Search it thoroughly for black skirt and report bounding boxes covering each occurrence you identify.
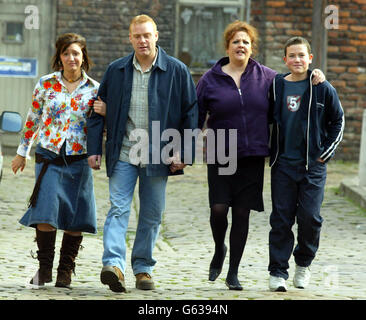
[207,156,265,211]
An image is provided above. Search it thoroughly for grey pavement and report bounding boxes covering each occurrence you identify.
[0,155,365,301]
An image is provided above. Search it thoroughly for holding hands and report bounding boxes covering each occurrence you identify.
[167,151,187,173]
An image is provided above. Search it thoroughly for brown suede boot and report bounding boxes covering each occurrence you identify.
[55,233,83,289]
[30,228,56,286]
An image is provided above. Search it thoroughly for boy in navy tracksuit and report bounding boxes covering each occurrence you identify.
[268,37,345,292]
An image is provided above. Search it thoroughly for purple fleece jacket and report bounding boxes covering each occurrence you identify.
[197,57,277,159]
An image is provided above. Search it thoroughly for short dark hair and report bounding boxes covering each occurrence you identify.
[51,33,92,72]
[284,36,312,56]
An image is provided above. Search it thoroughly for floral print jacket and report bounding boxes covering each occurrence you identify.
[17,70,99,157]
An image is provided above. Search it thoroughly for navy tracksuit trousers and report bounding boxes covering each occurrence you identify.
[268,160,327,280]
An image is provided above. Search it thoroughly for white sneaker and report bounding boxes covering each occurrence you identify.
[269,275,287,292]
[293,265,311,289]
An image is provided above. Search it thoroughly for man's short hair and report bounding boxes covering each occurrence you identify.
[129,14,157,33]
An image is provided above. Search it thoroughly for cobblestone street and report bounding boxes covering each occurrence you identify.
[0,155,365,302]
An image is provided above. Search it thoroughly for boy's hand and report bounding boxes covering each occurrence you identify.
[312,69,325,85]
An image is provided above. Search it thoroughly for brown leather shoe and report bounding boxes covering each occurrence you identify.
[135,272,155,290]
[100,266,126,293]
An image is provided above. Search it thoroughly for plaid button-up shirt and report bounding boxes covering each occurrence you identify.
[119,53,158,165]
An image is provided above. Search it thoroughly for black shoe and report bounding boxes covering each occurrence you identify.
[225,273,243,291]
[208,245,227,281]
[209,268,222,282]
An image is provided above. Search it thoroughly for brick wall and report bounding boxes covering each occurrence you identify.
[55,0,365,161]
[251,0,366,161]
[327,0,366,160]
[251,0,313,70]
[56,0,175,82]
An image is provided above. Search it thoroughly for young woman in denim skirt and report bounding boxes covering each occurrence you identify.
[11,33,99,289]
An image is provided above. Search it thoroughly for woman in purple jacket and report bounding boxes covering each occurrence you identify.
[197,21,322,290]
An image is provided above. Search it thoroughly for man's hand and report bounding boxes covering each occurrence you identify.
[88,155,102,170]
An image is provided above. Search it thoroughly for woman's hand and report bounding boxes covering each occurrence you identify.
[312,69,326,85]
[11,154,26,174]
[93,96,106,116]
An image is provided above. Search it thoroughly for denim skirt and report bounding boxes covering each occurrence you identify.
[19,145,97,234]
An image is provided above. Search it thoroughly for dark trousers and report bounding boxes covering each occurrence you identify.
[268,160,327,280]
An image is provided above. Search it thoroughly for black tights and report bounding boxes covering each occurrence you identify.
[210,204,250,276]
